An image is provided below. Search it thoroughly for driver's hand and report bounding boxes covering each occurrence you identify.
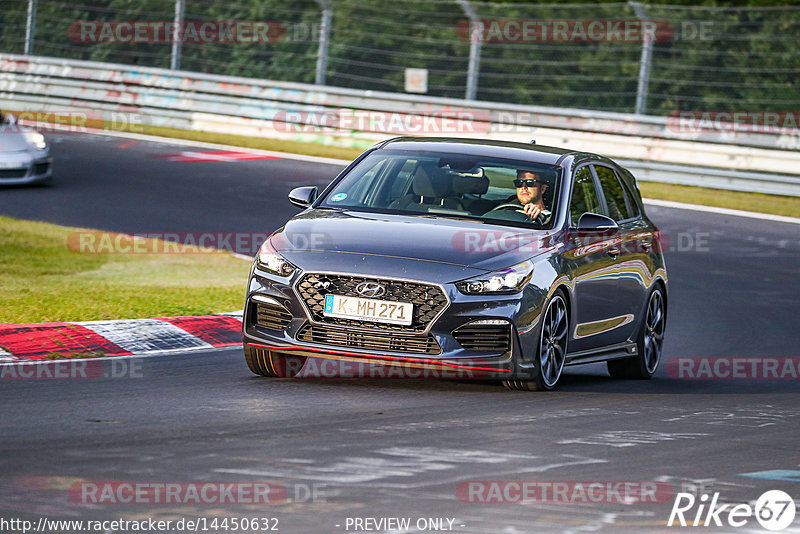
[522,203,543,220]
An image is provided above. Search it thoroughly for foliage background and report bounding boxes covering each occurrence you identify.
[1,0,798,114]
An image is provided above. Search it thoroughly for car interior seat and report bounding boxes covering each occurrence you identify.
[389,163,464,212]
[452,174,492,214]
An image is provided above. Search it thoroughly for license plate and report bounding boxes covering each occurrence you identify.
[323,294,413,326]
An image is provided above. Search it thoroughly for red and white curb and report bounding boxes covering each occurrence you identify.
[0,346,15,363]
[157,150,283,162]
[0,313,243,362]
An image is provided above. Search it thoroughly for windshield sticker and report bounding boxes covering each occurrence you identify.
[331,193,347,202]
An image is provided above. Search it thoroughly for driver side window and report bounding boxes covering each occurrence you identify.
[569,166,601,224]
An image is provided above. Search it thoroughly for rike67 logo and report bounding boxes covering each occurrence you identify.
[668,489,796,531]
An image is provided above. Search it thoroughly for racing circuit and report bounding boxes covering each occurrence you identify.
[1,133,799,532]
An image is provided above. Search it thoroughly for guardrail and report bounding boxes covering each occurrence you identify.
[1,53,799,196]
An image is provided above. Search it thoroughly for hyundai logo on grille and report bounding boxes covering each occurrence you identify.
[356,281,386,298]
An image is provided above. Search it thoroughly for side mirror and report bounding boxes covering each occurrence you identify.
[288,186,317,208]
[576,212,618,231]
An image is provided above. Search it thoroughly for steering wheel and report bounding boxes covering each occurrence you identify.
[488,203,551,224]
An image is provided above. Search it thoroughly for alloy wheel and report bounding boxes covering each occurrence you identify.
[643,289,665,374]
[539,294,568,388]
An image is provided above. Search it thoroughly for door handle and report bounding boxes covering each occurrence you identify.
[606,248,620,259]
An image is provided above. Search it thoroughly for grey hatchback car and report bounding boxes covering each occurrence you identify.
[243,138,667,391]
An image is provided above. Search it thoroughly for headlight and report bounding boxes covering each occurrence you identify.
[256,238,296,276]
[457,260,534,294]
[24,132,47,150]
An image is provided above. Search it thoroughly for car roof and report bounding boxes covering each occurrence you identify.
[376,137,596,166]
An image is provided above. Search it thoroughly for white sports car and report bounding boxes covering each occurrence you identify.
[0,113,52,185]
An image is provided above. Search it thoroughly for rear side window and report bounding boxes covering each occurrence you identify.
[569,166,601,224]
[617,170,641,218]
[594,165,637,221]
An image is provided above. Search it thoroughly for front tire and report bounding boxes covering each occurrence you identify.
[244,346,307,378]
[503,292,569,391]
[607,287,666,379]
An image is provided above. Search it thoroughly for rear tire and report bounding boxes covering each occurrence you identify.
[607,287,666,379]
[244,346,307,378]
[503,292,569,391]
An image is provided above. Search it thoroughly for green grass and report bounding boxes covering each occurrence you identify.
[0,216,251,323]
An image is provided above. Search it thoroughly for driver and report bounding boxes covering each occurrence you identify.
[513,170,550,222]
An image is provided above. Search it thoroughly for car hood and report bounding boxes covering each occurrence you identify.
[0,132,33,152]
[273,209,559,277]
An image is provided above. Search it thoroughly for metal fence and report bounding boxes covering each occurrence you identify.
[2,0,799,115]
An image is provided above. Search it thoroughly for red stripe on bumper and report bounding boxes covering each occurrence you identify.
[247,342,510,373]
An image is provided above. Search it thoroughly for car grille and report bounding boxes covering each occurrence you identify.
[0,168,28,179]
[296,324,441,355]
[33,162,50,175]
[453,323,512,353]
[252,300,293,331]
[295,274,448,332]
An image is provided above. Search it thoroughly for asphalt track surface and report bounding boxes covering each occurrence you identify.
[1,133,799,533]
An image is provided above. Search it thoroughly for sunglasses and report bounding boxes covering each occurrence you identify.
[514,179,543,188]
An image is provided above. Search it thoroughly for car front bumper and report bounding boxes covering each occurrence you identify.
[242,264,547,380]
[0,153,52,185]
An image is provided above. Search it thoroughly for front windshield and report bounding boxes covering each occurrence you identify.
[319,150,561,229]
